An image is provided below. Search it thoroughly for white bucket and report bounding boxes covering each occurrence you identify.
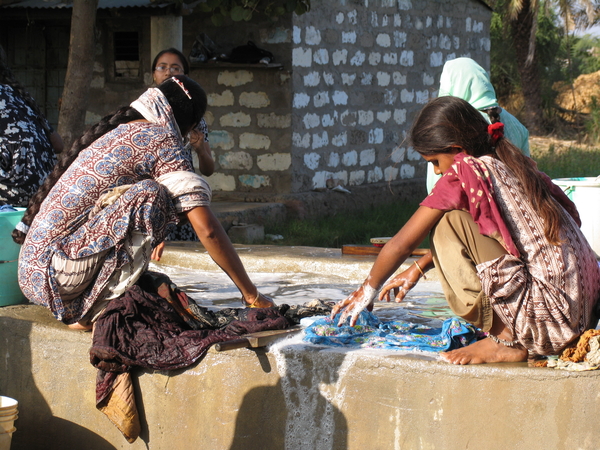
[0,416,16,434]
[0,397,17,417]
[0,426,15,450]
[553,177,600,255]
[0,397,17,450]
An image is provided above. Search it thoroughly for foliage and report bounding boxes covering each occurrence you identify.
[584,97,600,143]
[569,34,600,74]
[490,2,521,99]
[193,0,311,25]
[490,0,600,128]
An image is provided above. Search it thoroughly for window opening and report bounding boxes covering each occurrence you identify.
[114,31,139,78]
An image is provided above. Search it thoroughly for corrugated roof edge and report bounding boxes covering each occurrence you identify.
[2,0,170,8]
[3,0,492,12]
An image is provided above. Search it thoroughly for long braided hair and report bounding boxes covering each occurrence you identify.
[0,45,52,134]
[12,75,207,244]
[410,96,564,245]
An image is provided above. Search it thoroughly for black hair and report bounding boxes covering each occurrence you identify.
[151,48,190,75]
[157,75,206,135]
[12,75,207,244]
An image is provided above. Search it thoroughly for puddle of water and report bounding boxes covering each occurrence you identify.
[151,263,452,328]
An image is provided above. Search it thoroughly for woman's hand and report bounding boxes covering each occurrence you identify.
[189,130,214,176]
[379,266,420,303]
[243,291,276,308]
[151,241,166,261]
[330,282,378,327]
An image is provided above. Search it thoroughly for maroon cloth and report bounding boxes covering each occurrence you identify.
[91,285,291,405]
[421,153,582,257]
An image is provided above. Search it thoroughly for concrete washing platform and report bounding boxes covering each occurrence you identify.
[1,244,600,450]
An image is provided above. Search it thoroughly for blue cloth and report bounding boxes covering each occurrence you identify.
[0,205,17,212]
[303,311,478,352]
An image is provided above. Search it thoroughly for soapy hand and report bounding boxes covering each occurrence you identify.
[379,267,419,303]
[330,282,378,327]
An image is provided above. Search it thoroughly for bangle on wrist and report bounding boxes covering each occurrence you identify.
[242,289,260,307]
[414,261,427,280]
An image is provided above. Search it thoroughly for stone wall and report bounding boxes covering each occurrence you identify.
[183,15,295,195]
[188,65,295,194]
[184,0,492,197]
[290,0,492,193]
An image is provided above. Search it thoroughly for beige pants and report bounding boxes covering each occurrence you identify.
[431,210,508,332]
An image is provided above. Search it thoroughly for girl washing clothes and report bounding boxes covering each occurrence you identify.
[14,75,275,330]
[331,96,600,365]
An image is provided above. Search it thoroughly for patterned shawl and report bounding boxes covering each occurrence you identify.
[130,87,184,145]
[421,153,519,256]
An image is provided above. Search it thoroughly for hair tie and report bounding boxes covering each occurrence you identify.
[487,122,504,145]
[171,76,192,100]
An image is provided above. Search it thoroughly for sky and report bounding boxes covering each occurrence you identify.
[573,24,600,38]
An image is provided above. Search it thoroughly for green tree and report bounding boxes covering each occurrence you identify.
[489,0,599,134]
[570,34,600,74]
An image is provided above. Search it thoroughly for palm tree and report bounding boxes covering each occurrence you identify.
[491,0,598,134]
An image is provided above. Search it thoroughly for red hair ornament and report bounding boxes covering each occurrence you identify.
[488,122,504,145]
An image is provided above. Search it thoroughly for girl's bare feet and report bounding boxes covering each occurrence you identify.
[440,337,528,364]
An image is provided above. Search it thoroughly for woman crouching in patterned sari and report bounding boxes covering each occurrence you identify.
[331,96,600,364]
[13,75,275,330]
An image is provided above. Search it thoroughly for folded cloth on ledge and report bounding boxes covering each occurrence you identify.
[303,311,478,352]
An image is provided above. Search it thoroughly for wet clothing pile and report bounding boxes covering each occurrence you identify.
[304,311,479,352]
[90,273,333,442]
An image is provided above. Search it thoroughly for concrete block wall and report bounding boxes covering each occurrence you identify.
[189,65,294,194]
[290,0,492,193]
[185,0,491,195]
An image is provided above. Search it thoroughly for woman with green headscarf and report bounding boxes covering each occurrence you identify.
[426,57,530,193]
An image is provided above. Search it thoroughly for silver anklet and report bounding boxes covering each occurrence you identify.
[488,334,519,347]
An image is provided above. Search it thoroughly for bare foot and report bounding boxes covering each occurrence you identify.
[440,337,528,365]
[67,322,92,331]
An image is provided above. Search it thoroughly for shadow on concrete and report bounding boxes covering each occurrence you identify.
[0,316,116,450]
[229,346,348,450]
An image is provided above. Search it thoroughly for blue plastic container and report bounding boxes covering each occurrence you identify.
[0,208,27,306]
